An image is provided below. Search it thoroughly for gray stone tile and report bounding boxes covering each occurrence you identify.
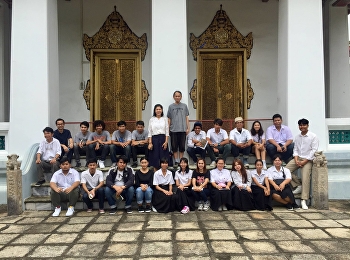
[111,232,141,242]
[203,221,231,229]
[225,213,253,221]
[16,217,45,224]
[325,228,350,238]
[177,241,209,255]
[175,221,200,229]
[122,214,148,222]
[94,215,122,223]
[117,222,144,231]
[22,211,51,217]
[252,255,288,260]
[67,216,95,224]
[257,220,287,229]
[276,241,314,253]
[290,254,327,260]
[140,242,172,256]
[322,212,350,220]
[326,254,350,260]
[265,230,300,240]
[67,243,104,257]
[77,232,110,243]
[336,219,350,227]
[237,230,268,240]
[249,212,276,220]
[28,223,60,233]
[10,233,49,244]
[0,245,33,258]
[207,230,237,240]
[282,219,314,228]
[45,233,79,244]
[310,240,350,253]
[230,220,259,230]
[56,223,87,233]
[147,214,172,221]
[0,234,19,244]
[177,256,211,260]
[310,219,343,227]
[176,230,204,241]
[86,223,114,232]
[211,241,244,253]
[29,245,68,258]
[174,213,198,222]
[146,220,172,229]
[244,241,278,253]
[273,212,304,220]
[229,257,251,260]
[0,224,33,233]
[294,228,331,239]
[298,212,328,219]
[198,213,225,221]
[0,216,23,224]
[44,216,68,223]
[143,231,172,241]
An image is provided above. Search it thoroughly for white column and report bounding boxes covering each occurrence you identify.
[9,0,59,156]
[151,0,188,113]
[278,0,327,150]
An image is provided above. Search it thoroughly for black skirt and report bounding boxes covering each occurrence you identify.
[231,186,255,211]
[148,134,170,169]
[251,185,272,211]
[174,187,196,211]
[271,179,295,201]
[210,188,232,211]
[152,185,175,213]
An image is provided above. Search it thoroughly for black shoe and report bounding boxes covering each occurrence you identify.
[266,206,273,211]
[144,205,151,213]
[286,204,293,210]
[34,180,45,187]
[75,162,81,167]
[132,162,138,168]
[126,207,133,214]
[292,203,300,210]
[138,206,144,213]
[109,207,117,215]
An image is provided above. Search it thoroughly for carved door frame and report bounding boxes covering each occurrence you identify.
[196,48,247,120]
[90,49,142,123]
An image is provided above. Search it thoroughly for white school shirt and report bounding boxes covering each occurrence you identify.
[229,128,252,143]
[293,131,319,160]
[81,169,104,190]
[37,138,61,161]
[251,133,265,144]
[148,117,169,137]
[206,128,228,144]
[231,170,252,188]
[51,168,80,189]
[210,168,232,184]
[174,170,193,185]
[187,130,207,148]
[153,169,175,185]
[251,169,269,186]
[267,166,291,180]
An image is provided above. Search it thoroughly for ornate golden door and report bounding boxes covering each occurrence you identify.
[197,49,247,120]
[90,50,142,126]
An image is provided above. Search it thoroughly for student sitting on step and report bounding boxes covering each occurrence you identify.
[131,121,149,168]
[73,121,91,167]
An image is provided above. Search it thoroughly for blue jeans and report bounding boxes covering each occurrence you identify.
[82,188,105,210]
[192,187,210,203]
[105,186,135,208]
[135,186,153,204]
[110,144,131,163]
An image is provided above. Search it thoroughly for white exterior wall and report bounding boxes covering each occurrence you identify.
[328,3,350,118]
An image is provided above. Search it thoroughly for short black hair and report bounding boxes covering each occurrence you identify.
[43,127,54,133]
[59,156,69,165]
[160,157,169,164]
[213,118,223,126]
[117,155,128,164]
[298,118,309,125]
[136,120,144,126]
[80,121,89,128]
[153,104,164,117]
[87,158,97,165]
[117,120,126,127]
[55,118,65,125]
[273,154,283,161]
[93,120,105,130]
[272,114,282,120]
[173,90,182,97]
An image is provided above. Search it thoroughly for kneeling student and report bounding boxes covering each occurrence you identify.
[81,159,105,213]
[50,157,80,217]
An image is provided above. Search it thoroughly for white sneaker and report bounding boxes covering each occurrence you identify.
[52,207,61,217]
[111,162,116,167]
[301,200,309,210]
[292,185,302,194]
[222,205,228,211]
[203,202,210,211]
[263,162,267,170]
[209,161,216,167]
[198,202,203,211]
[218,205,223,211]
[66,206,74,217]
[98,160,105,169]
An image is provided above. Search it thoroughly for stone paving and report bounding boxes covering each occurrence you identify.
[0,200,349,259]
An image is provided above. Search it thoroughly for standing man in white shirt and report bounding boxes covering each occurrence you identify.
[286,118,319,210]
[229,117,252,168]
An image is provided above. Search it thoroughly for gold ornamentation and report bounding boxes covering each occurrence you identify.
[189,79,197,109]
[189,5,253,61]
[247,79,254,109]
[141,80,149,110]
[83,80,90,110]
[83,6,148,61]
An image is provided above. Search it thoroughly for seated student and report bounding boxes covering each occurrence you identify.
[110,120,132,167]
[131,121,149,168]
[86,120,111,169]
[210,158,232,211]
[231,159,255,211]
[229,117,252,168]
[50,157,80,217]
[266,114,294,163]
[152,157,176,213]
[135,157,154,213]
[73,121,91,167]
[191,158,211,211]
[54,118,74,163]
[206,118,231,167]
[35,127,61,187]
[251,159,272,211]
[105,155,135,214]
[250,121,267,170]
[268,154,299,210]
[81,159,105,213]
[186,122,207,165]
[174,158,195,214]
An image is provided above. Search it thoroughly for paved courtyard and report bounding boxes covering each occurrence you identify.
[0,201,349,259]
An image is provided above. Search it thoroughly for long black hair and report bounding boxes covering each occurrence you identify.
[250,121,264,141]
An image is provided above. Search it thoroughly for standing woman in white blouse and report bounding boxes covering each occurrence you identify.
[148,104,170,170]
